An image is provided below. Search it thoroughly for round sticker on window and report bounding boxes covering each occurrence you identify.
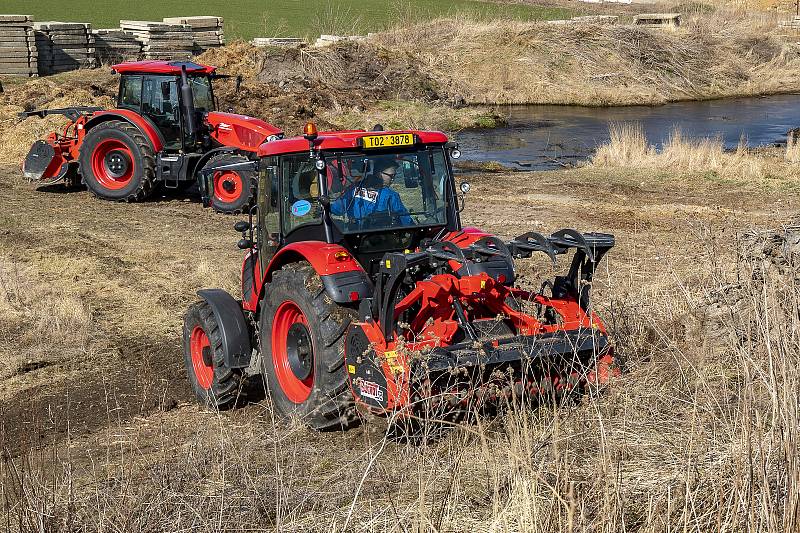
[291,200,312,217]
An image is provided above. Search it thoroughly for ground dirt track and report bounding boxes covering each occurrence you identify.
[0,162,796,529]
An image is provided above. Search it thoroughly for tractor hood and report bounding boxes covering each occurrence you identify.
[207,112,283,152]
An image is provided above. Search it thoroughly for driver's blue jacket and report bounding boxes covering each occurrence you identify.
[330,186,412,226]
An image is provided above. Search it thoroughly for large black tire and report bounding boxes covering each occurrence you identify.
[204,153,257,214]
[260,263,360,430]
[183,301,243,409]
[77,120,156,202]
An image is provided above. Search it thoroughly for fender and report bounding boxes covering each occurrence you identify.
[257,241,373,305]
[84,110,165,152]
[197,289,252,369]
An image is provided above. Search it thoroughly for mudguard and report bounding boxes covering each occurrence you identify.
[197,289,252,369]
[259,242,373,305]
[84,110,166,152]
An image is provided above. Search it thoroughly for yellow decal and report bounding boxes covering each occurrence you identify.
[385,259,391,269]
[348,365,356,374]
[480,280,486,289]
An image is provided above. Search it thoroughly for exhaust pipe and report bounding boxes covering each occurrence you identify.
[180,65,198,145]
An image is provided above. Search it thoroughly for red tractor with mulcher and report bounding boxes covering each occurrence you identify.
[21,60,283,213]
[183,123,619,429]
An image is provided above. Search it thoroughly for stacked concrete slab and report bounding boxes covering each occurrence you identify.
[779,16,800,29]
[120,20,193,60]
[313,34,366,47]
[251,37,307,48]
[0,15,38,76]
[34,21,97,75]
[93,29,143,64]
[162,16,224,52]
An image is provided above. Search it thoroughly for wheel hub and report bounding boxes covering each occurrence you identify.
[103,150,130,178]
[222,179,236,193]
[286,322,313,380]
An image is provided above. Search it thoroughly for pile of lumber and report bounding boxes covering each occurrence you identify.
[162,16,224,52]
[119,20,193,60]
[93,28,142,64]
[34,21,97,75]
[0,15,38,76]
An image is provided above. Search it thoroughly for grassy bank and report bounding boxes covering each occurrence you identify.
[591,122,800,186]
[0,0,572,41]
[377,11,800,105]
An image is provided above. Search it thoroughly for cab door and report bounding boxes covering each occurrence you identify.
[140,75,182,150]
[257,157,281,274]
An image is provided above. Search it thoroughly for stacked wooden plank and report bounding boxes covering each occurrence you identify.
[93,29,143,64]
[34,21,97,75]
[0,15,38,76]
[119,20,193,60]
[162,16,224,52]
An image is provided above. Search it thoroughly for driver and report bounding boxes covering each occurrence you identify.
[330,160,412,226]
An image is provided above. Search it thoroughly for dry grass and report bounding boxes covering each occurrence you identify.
[374,11,800,105]
[591,122,800,183]
[1,230,798,531]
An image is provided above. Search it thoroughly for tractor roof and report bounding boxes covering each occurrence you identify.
[111,60,217,75]
[257,130,449,157]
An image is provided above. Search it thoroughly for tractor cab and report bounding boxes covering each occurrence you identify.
[113,60,216,150]
[253,127,462,275]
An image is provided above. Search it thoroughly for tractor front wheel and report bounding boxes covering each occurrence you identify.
[78,120,156,201]
[260,263,360,430]
[183,301,243,409]
[203,153,257,214]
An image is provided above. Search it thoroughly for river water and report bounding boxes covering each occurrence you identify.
[454,94,800,170]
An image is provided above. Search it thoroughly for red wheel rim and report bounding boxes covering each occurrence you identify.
[272,301,313,403]
[190,326,214,390]
[213,171,244,204]
[90,138,135,190]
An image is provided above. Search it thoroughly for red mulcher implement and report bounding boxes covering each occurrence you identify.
[183,123,619,429]
[21,60,283,214]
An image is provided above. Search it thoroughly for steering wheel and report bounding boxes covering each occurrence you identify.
[416,205,447,225]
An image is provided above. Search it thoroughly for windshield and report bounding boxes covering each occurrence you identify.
[325,148,450,233]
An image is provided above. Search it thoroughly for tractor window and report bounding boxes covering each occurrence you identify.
[281,154,322,235]
[118,75,142,111]
[141,75,181,149]
[258,157,280,267]
[326,148,450,233]
[189,76,214,111]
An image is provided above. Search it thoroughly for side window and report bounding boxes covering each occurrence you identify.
[119,75,142,110]
[281,154,321,235]
[258,158,280,242]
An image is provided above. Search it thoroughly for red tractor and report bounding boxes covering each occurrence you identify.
[183,123,618,429]
[21,60,283,213]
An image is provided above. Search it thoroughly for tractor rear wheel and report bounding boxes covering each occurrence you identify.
[260,263,360,430]
[183,301,243,409]
[204,153,257,214]
[78,120,156,202]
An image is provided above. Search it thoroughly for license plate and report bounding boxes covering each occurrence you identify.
[361,133,414,149]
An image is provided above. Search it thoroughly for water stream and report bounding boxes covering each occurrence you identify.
[454,94,800,170]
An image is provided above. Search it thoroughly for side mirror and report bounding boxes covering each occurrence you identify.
[234,221,251,233]
[237,238,253,250]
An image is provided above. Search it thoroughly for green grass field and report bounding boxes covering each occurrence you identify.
[4,0,573,41]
